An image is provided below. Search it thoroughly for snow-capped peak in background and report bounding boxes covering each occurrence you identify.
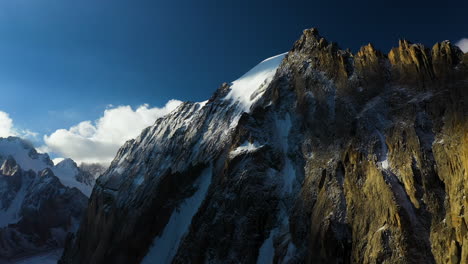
[52,158,94,196]
[0,137,53,172]
[0,136,94,197]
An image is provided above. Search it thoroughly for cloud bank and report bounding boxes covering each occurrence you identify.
[44,100,182,165]
[456,38,468,53]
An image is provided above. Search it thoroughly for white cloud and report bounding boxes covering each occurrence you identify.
[44,100,182,165]
[455,38,468,53]
[36,145,51,154]
[0,111,15,138]
[0,110,38,140]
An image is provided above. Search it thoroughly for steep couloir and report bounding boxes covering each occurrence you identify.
[60,28,467,264]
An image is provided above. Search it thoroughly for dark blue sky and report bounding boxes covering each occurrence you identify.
[0,0,467,137]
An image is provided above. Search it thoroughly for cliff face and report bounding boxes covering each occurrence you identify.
[61,29,467,264]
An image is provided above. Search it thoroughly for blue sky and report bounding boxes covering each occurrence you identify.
[0,0,466,164]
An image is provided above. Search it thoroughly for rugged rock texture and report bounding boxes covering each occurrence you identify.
[61,28,467,264]
[0,137,93,261]
[0,158,88,260]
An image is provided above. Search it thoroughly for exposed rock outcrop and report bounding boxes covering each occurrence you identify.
[61,28,467,264]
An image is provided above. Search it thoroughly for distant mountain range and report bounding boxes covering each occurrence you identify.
[0,137,95,261]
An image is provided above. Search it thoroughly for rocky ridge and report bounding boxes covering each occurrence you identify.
[61,29,467,264]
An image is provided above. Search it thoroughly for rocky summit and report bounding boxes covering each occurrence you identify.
[60,28,467,264]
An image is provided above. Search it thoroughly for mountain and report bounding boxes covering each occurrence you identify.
[52,159,94,197]
[60,29,467,264]
[0,137,54,172]
[0,137,95,196]
[0,137,94,260]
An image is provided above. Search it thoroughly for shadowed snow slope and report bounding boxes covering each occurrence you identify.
[141,165,212,264]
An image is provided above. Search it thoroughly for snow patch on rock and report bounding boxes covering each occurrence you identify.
[230,141,262,158]
[376,131,390,170]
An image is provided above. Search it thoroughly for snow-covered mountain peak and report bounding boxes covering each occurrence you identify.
[0,137,95,197]
[0,136,91,259]
[0,137,53,172]
[52,158,94,197]
[55,158,78,170]
[224,53,286,113]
